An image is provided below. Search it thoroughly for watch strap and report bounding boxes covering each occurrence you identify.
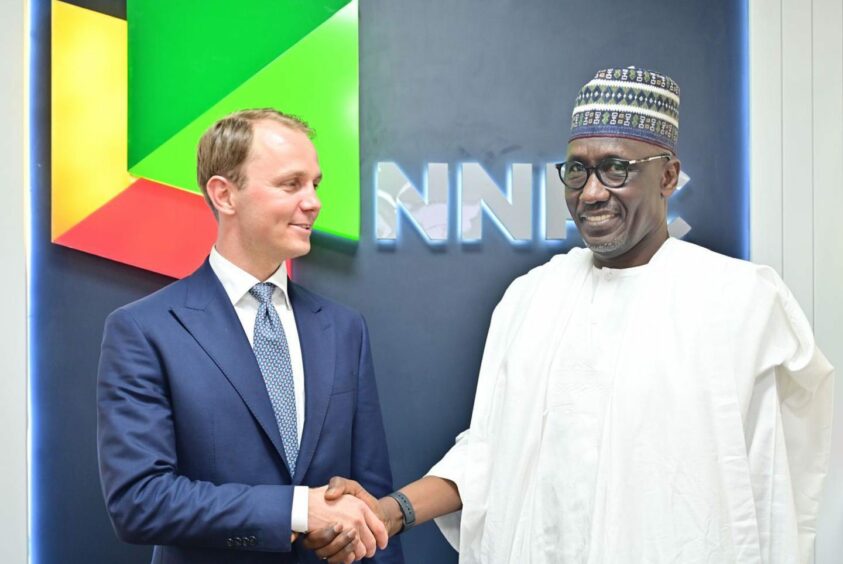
[387,491,416,533]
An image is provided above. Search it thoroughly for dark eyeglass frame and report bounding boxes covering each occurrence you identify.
[554,153,672,190]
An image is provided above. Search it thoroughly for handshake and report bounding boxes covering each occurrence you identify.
[301,474,460,561]
[301,477,403,564]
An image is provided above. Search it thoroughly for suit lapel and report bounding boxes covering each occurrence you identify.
[289,282,335,484]
[170,261,293,476]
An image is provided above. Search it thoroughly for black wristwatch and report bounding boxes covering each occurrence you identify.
[387,491,416,533]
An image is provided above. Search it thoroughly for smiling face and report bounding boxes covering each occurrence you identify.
[564,136,680,268]
[213,119,322,276]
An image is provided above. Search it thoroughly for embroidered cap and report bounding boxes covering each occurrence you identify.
[569,66,680,153]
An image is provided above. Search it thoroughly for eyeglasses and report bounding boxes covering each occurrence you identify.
[554,154,671,190]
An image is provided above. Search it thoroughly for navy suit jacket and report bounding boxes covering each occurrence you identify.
[97,260,403,564]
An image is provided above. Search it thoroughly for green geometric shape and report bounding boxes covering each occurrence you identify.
[129,2,359,240]
[127,0,351,169]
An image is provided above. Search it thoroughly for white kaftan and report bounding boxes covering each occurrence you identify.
[428,238,833,564]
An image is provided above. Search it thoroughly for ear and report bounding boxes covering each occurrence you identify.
[205,175,238,217]
[660,157,681,199]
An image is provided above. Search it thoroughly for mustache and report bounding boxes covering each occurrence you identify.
[577,202,621,215]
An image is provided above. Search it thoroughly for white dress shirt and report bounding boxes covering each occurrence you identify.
[209,247,310,533]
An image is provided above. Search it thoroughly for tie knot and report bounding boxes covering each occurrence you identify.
[249,282,276,305]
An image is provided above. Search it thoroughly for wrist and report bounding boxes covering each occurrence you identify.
[305,486,327,532]
[379,496,404,537]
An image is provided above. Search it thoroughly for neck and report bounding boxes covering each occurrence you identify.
[215,234,285,281]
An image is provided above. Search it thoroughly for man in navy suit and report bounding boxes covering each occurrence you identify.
[97,109,402,564]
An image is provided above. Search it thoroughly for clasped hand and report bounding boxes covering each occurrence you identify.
[302,478,396,563]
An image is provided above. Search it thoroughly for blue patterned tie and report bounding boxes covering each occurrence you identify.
[249,282,299,472]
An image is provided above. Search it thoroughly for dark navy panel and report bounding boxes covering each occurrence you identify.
[31,4,155,563]
[31,0,745,563]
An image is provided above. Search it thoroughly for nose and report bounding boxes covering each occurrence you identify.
[301,185,321,213]
[579,172,611,204]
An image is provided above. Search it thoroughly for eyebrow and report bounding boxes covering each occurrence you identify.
[566,153,627,163]
[273,170,322,183]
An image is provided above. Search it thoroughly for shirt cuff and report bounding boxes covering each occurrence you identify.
[291,486,309,533]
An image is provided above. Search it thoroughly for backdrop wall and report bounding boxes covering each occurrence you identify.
[30,1,759,563]
[749,1,843,562]
[0,1,28,563]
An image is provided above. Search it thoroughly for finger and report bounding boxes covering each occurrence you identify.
[325,476,347,495]
[352,537,367,561]
[356,516,377,558]
[301,523,343,550]
[327,476,347,492]
[363,503,389,550]
[352,487,380,511]
[329,543,358,564]
[291,532,298,543]
[326,540,357,564]
[325,476,357,500]
[326,478,382,517]
[315,528,358,560]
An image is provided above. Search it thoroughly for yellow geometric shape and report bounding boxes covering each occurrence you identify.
[51,0,134,239]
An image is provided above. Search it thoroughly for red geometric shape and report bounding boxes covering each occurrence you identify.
[55,179,216,278]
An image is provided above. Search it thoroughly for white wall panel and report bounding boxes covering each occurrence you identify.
[751,0,843,561]
[0,1,29,563]
[811,1,843,562]
[750,0,783,273]
[781,0,816,321]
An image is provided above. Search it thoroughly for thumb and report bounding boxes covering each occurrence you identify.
[324,476,353,500]
[353,487,380,513]
[325,477,381,512]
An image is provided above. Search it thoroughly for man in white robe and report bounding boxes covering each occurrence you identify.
[304,67,833,564]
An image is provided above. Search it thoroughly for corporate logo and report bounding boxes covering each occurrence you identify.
[375,162,691,243]
[51,0,359,278]
[50,1,692,278]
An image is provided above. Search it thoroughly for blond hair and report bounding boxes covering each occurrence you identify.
[196,109,314,218]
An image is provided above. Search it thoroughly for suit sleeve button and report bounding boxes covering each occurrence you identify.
[226,538,233,547]
[250,535,257,545]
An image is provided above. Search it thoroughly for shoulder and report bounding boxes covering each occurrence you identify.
[98,276,200,357]
[288,281,366,327]
[495,246,592,312]
[662,238,785,299]
[106,276,190,327]
[666,238,771,275]
[105,259,224,331]
[506,246,591,294]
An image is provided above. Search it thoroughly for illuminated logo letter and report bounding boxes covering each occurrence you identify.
[544,163,569,239]
[376,162,449,242]
[460,163,532,242]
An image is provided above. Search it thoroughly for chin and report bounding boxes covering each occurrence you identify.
[584,234,628,257]
[289,243,312,259]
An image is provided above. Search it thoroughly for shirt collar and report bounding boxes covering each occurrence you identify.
[208,247,290,309]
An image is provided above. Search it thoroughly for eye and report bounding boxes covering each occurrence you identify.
[566,161,585,173]
[278,178,300,190]
[604,159,628,175]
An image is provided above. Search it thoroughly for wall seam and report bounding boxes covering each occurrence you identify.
[780,0,785,278]
[811,0,816,327]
